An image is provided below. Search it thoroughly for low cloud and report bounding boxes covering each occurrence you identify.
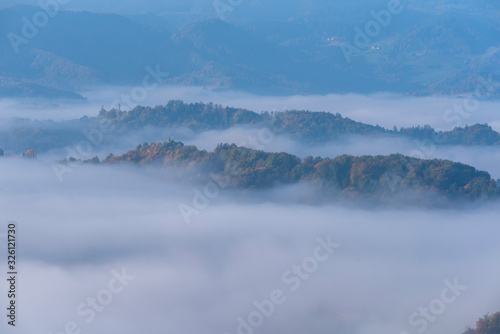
[3,86,500,131]
[0,159,499,334]
[176,128,500,179]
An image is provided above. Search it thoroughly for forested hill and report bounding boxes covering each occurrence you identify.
[98,101,500,145]
[2,100,500,154]
[86,140,500,202]
[461,312,500,334]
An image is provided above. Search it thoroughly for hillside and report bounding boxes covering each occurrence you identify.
[69,140,500,203]
[1,3,499,97]
[99,101,500,145]
[2,101,500,153]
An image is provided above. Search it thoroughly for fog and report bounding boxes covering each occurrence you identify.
[2,0,499,332]
[76,86,500,133]
[0,159,499,334]
[2,86,499,131]
[182,128,500,179]
[3,86,499,179]
[30,122,500,180]
[1,88,499,334]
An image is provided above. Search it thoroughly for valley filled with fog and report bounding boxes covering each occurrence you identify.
[1,0,499,333]
[2,86,500,130]
[2,87,500,180]
[0,158,499,334]
[1,90,499,333]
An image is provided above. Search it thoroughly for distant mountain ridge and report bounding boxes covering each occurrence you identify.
[1,3,499,98]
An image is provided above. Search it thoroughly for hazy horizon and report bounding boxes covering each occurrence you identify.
[1,1,499,334]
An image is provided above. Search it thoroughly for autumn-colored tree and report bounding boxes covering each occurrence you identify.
[23,149,37,159]
[98,140,500,200]
[462,312,500,334]
[475,313,500,334]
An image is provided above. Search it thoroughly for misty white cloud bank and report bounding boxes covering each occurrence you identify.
[2,86,500,132]
[173,128,500,179]
[85,86,500,131]
[4,86,500,181]
[0,159,499,334]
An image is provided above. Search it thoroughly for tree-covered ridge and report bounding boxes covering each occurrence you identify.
[97,140,500,200]
[270,110,386,141]
[2,4,499,98]
[97,100,500,145]
[98,100,263,131]
[398,123,500,146]
[2,101,500,154]
[104,140,210,165]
